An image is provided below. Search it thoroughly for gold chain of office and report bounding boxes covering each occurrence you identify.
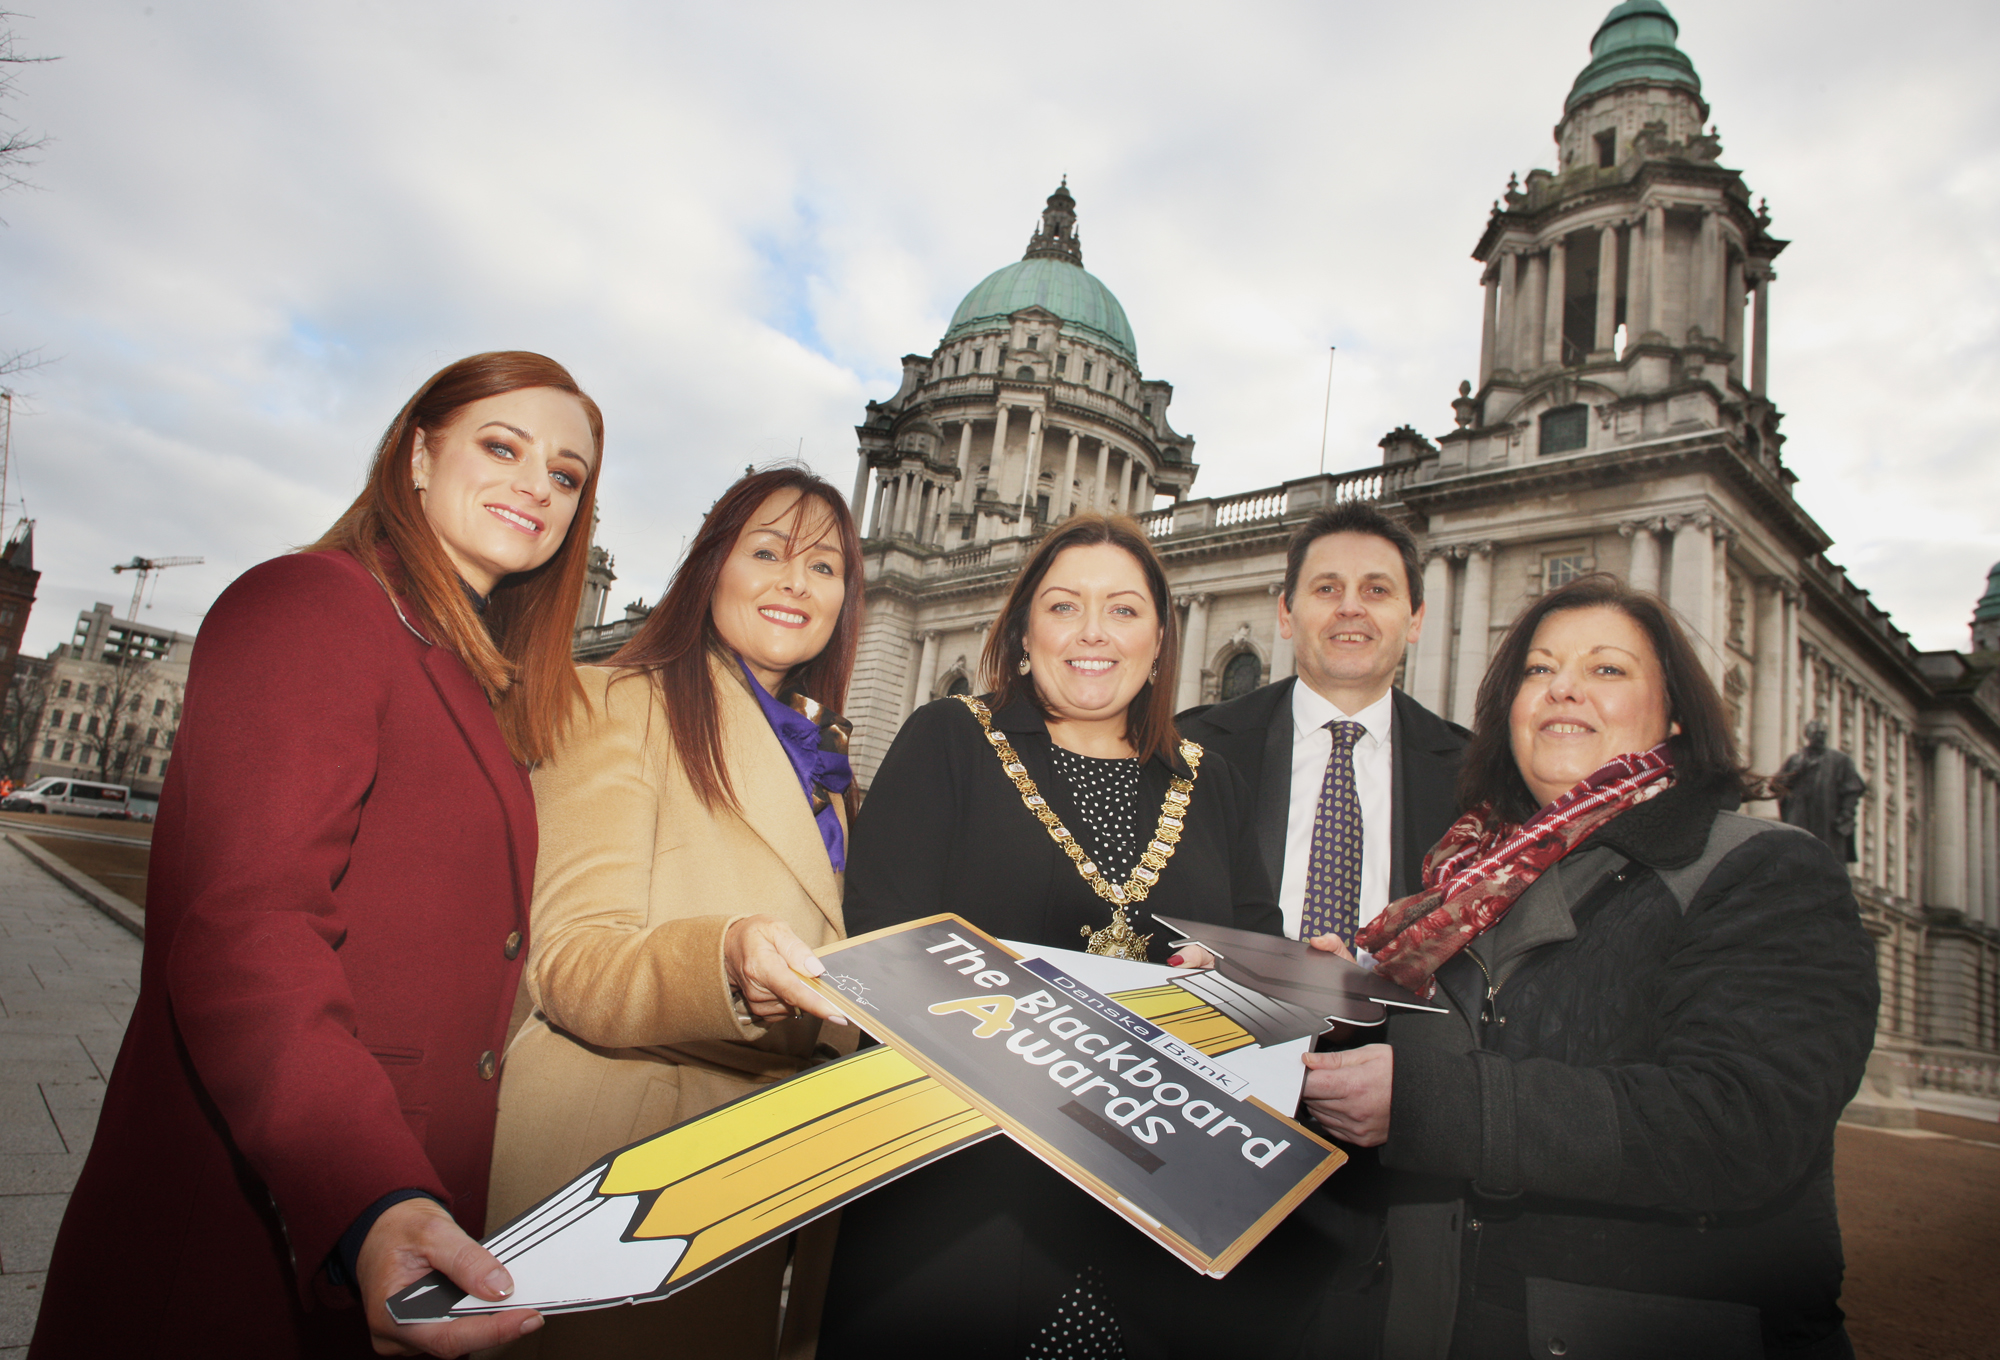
[954,694,1202,962]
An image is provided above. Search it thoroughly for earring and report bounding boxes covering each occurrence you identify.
[414,480,426,492]
[1017,655,1032,676]
[1149,665,1158,682]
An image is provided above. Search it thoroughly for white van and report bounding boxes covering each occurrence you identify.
[1,777,134,819]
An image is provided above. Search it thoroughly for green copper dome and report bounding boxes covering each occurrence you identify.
[1566,0,1702,113]
[943,183,1138,364]
[1976,562,2000,624]
[945,257,1137,363]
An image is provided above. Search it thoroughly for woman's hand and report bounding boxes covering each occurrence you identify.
[1164,944,1217,970]
[1302,1043,1393,1147]
[723,916,851,1025]
[357,1198,541,1356]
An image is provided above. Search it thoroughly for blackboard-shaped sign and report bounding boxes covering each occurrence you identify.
[808,914,1345,1276]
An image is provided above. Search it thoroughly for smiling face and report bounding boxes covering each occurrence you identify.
[411,387,597,596]
[1023,542,1164,754]
[1508,605,1675,808]
[1280,530,1425,713]
[710,490,847,694]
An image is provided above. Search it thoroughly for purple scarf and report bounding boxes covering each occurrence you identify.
[739,659,853,871]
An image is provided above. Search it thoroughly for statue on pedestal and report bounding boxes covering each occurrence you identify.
[1772,720,1869,863]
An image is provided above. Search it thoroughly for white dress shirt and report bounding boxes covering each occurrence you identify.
[1277,683,1395,941]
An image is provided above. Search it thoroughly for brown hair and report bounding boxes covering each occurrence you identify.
[1457,573,1746,821]
[310,351,604,765]
[610,465,864,813]
[1282,501,1424,610]
[979,513,1182,764]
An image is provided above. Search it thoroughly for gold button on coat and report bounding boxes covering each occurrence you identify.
[476,1050,497,1081]
[503,931,523,960]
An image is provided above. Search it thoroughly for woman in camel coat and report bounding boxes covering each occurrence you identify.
[488,466,864,1358]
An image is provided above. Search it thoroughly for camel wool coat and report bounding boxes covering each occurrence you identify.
[487,658,848,1355]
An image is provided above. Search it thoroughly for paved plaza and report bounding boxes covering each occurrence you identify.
[0,834,141,1355]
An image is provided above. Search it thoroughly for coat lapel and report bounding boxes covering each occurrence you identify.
[1254,681,1294,900]
[712,657,844,936]
[417,646,536,927]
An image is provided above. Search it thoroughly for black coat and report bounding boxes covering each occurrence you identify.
[843,693,1280,953]
[1379,775,1879,1359]
[1178,679,1469,904]
[823,695,1290,1359]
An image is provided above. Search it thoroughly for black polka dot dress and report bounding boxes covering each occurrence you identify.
[1034,749,1141,1356]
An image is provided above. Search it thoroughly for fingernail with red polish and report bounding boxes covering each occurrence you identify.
[1166,954,1185,967]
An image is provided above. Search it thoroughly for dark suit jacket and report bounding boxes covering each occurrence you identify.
[34,550,536,1359]
[1178,679,1469,909]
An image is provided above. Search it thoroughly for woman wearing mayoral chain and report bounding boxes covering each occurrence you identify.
[820,513,1281,1358]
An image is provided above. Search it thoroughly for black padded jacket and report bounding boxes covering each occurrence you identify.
[1378,774,1879,1360]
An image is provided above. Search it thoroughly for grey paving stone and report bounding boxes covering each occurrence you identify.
[0,1036,97,1085]
[0,1009,126,1039]
[37,1086,101,1156]
[74,1032,121,1080]
[0,1272,42,1347]
[0,1195,68,1274]
[0,1157,79,1197]
[0,1090,59,1158]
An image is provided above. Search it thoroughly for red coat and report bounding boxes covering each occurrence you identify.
[32,549,536,1358]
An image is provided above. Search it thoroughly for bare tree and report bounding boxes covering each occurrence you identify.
[68,656,182,785]
[0,13,52,379]
[0,656,48,780]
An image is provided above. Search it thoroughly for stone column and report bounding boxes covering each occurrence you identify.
[1413,550,1455,716]
[1870,705,1891,887]
[1268,584,1295,681]
[1929,741,1967,913]
[912,630,941,712]
[1093,440,1110,511]
[1622,519,1662,594]
[1751,273,1772,397]
[1495,252,1518,373]
[955,421,975,510]
[1627,215,1650,343]
[1751,577,1786,792]
[1669,514,1716,666]
[1176,594,1212,711]
[1018,409,1044,519]
[1117,456,1135,514]
[1695,211,1722,341]
[1711,529,1733,670]
[1479,270,1500,384]
[1057,430,1080,520]
[851,451,870,518]
[900,471,921,537]
[1543,238,1567,367]
[1969,767,1990,925]
[1725,257,1747,384]
[1594,224,1619,354]
[991,406,1012,506]
[1450,544,1494,726]
[1645,203,1667,337]
[1135,469,1152,514]
[869,472,889,539]
[1524,252,1549,371]
[879,474,900,539]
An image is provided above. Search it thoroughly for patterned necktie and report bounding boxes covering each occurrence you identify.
[1301,720,1366,941]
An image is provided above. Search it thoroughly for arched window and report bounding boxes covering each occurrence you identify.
[1220,652,1262,701]
[1016,366,1035,380]
[945,675,971,697]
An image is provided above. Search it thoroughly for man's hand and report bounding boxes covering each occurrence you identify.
[723,916,850,1026]
[1305,933,1355,962]
[1302,1043,1393,1147]
[357,1197,542,1356]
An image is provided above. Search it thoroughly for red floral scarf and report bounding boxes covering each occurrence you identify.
[1354,744,1675,996]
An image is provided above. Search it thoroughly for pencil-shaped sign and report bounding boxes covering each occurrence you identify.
[806,915,1345,1277]
[388,923,1324,1322]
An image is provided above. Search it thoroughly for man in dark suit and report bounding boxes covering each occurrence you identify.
[1179,501,1467,929]
[1178,501,1467,1358]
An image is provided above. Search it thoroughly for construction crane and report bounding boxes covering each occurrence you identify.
[111,555,203,620]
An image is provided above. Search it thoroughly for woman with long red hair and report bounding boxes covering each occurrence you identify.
[33,352,605,1359]
[486,465,863,1357]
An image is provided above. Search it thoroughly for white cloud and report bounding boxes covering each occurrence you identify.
[1,0,1993,658]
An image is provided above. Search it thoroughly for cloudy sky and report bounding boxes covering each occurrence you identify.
[1,0,1994,659]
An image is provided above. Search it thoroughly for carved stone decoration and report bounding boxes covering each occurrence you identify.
[1771,719,1869,863]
